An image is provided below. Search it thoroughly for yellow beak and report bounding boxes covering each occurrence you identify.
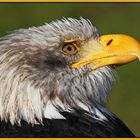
[72,34,140,70]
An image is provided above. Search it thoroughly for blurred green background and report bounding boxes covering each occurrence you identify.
[0,2,140,136]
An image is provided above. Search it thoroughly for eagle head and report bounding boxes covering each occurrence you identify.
[0,18,139,125]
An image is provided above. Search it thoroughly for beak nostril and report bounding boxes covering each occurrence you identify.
[106,39,113,46]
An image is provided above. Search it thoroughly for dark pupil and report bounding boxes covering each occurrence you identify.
[67,46,73,51]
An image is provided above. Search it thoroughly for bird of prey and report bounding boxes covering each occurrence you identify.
[0,18,140,138]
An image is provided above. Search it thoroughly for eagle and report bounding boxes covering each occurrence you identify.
[0,18,139,137]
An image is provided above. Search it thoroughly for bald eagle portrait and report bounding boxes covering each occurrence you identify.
[0,18,139,137]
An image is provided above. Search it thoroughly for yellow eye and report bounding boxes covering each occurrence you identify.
[61,43,79,55]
